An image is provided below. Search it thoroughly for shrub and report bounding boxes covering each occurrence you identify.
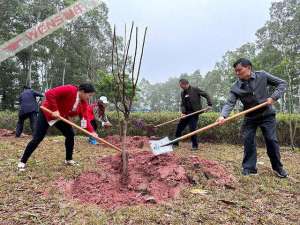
[0,111,299,147]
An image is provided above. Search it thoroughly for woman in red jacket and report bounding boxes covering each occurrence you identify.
[18,83,97,171]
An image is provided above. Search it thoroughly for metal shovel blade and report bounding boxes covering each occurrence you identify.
[149,137,173,155]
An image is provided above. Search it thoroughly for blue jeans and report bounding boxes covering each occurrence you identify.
[174,115,199,148]
[241,114,283,171]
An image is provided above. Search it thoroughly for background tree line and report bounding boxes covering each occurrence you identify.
[134,0,300,114]
[0,0,114,109]
[0,0,299,114]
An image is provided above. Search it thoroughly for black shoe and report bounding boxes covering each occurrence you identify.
[273,167,288,178]
[242,168,258,176]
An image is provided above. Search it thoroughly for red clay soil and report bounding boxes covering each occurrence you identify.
[184,156,236,187]
[104,135,150,150]
[55,150,236,210]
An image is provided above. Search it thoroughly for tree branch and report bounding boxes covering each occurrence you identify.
[135,27,147,88]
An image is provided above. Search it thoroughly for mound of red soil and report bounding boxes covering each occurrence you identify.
[104,135,150,150]
[184,156,236,187]
[55,151,236,210]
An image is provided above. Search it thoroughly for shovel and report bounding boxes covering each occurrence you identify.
[148,108,211,155]
[149,137,173,155]
[40,106,121,152]
[154,107,210,128]
[157,102,269,149]
[131,108,210,136]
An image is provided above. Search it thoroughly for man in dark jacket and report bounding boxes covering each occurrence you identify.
[174,79,212,150]
[16,86,44,137]
[217,58,288,178]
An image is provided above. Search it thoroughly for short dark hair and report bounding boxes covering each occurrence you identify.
[233,58,252,69]
[179,79,189,84]
[23,85,30,90]
[78,83,95,93]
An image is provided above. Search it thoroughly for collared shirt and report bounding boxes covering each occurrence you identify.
[221,71,287,118]
[48,92,80,126]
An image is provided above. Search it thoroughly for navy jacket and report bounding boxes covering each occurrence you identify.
[19,89,44,115]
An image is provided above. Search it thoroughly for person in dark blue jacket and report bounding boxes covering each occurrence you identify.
[16,86,44,137]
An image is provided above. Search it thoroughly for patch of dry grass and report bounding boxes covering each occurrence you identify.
[0,136,299,225]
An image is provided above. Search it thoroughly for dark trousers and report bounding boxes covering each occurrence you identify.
[241,114,283,171]
[174,115,199,148]
[20,111,75,163]
[90,119,98,131]
[16,112,37,137]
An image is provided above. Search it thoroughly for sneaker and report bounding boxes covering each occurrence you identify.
[91,139,98,145]
[64,160,79,166]
[273,167,288,178]
[242,168,258,176]
[88,137,97,145]
[17,162,26,171]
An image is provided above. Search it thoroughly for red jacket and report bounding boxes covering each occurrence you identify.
[87,103,106,121]
[87,104,95,121]
[42,85,94,132]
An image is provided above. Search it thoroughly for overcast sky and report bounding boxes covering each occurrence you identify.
[105,0,276,83]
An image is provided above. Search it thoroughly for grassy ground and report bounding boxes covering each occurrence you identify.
[0,136,299,225]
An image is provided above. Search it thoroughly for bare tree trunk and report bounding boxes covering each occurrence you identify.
[62,58,67,85]
[27,62,32,87]
[26,47,33,88]
[45,60,50,91]
[288,120,295,150]
[117,109,123,140]
[111,24,147,186]
[298,83,300,113]
[120,119,129,185]
[286,64,297,149]
[292,120,298,148]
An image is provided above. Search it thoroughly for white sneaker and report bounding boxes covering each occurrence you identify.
[64,160,79,166]
[17,162,26,171]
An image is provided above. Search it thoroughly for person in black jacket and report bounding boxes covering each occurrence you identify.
[174,79,212,150]
[16,86,44,137]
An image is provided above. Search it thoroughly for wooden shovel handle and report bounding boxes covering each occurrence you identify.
[40,106,121,152]
[154,108,210,128]
[161,102,269,147]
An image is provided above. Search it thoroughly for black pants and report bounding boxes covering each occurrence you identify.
[16,112,37,137]
[174,115,199,148]
[20,111,75,163]
[241,114,283,171]
[90,119,98,131]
